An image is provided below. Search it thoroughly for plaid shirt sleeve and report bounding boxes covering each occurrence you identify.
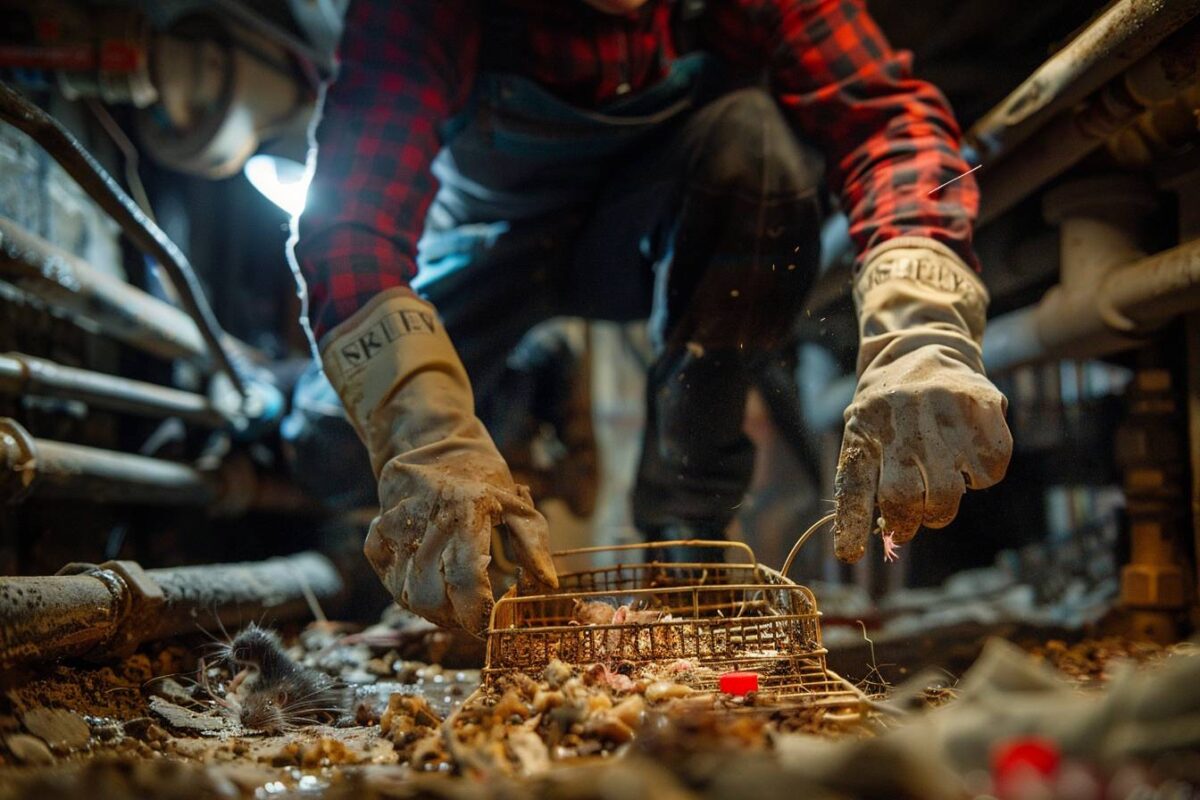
[293,0,479,341]
[709,0,980,273]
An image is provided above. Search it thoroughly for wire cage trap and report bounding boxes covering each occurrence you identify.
[484,533,861,708]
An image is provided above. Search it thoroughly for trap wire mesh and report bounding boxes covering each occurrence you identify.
[485,540,861,707]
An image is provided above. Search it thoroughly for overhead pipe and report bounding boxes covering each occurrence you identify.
[813,237,1200,427]
[1105,84,1200,167]
[0,81,246,397]
[0,552,342,668]
[817,12,1200,274]
[966,0,1200,166]
[0,418,319,514]
[204,0,334,81]
[0,352,226,428]
[1042,237,1200,339]
[978,20,1200,224]
[982,176,1170,372]
[0,215,207,362]
[0,417,218,507]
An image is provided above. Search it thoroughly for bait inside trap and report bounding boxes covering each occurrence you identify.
[485,533,861,708]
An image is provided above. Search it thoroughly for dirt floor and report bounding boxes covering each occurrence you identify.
[0,610,1195,800]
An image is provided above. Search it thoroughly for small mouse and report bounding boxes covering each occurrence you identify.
[226,624,350,734]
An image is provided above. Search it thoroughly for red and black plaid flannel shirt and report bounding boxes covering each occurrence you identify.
[295,0,980,341]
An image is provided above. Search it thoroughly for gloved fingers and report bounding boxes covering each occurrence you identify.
[363,517,403,596]
[502,485,559,589]
[958,393,1013,490]
[373,492,476,631]
[442,528,496,635]
[401,521,461,631]
[436,489,501,635]
[877,449,925,544]
[834,429,880,564]
[921,449,966,530]
[365,511,452,625]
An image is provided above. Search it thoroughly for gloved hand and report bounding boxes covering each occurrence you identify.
[834,238,1012,563]
[321,287,558,632]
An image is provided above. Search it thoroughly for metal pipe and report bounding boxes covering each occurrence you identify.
[966,0,1200,165]
[0,417,218,506]
[0,552,342,667]
[984,237,1200,368]
[816,12,1200,272]
[978,20,1200,224]
[204,0,334,81]
[0,571,125,667]
[0,81,246,397]
[979,308,1058,375]
[0,353,226,428]
[0,215,206,362]
[0,419,322,516]
[810,236,1200,430]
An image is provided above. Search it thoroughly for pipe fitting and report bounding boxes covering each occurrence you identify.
[0,553,343,668]
[0,417,217,507]
[979,21,1200,225]
[0,353,227,428]
[0,419,37,504]
[968,0,1200,162]
[55,561,167,657]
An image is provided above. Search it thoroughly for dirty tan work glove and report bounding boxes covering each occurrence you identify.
[321,287,558,632]
[834,238,1012,563]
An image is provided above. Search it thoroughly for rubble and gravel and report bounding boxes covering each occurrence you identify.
[0,600,1197,800]
[1025,636,1187,687]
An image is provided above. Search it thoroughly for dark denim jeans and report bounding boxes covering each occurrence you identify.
[289,59,824,536]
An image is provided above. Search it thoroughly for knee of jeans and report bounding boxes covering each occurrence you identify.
[690,88,824,198]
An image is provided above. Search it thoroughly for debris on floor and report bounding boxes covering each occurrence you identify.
[1,598,1197,800]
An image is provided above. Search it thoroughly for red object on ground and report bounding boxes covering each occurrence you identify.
[992,737,1062,792]
[719,671,759,695]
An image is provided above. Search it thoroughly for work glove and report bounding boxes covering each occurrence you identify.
[834,238,1012,563]
[321,287,558,632]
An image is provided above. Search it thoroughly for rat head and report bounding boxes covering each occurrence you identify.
[237,670,347,734]
[239,685,291,734]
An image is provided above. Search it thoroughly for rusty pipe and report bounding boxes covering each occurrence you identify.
[0,353,226,428]
[0,417,218,506]
[0,215,206,362]
[0,81,245,397]
[817,17,1200,277]
[0,418,321,515]
[979,20,1200,224]
[0,553,342,668]
[812,226,1200,429]
[983,237,1200,373]
[967,0,1200,165]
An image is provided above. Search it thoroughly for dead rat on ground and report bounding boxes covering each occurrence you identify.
[225,624,352,733]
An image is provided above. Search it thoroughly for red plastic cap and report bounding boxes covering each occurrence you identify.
[992,737,1061,782]
[719,671,759,695]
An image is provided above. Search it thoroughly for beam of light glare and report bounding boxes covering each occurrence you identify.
[243,154,311,217]
[927,163,982,195]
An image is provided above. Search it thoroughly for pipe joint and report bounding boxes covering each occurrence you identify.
[0,419,37,504]
[98,561,166,656]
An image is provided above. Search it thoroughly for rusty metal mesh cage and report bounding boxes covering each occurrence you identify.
[485,540,860,705]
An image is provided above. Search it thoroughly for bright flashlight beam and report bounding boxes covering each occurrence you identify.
[244,154,311,217]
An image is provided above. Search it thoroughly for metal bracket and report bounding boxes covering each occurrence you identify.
[98,560,166,657]
[54,559,166,658]
[0,418,37,504]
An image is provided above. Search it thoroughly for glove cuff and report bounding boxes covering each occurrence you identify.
[319,287,474,457]
[854,238,989,377]
[856,237,988,337]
